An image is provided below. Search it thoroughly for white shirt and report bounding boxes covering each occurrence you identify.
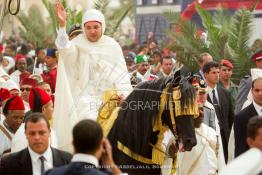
[28,146,53,175]
[33,59,47,75]
[0,121,14,155]
[71,153,99,167]
[253,100,262,116]
[10,70,22,87]
[11,123,58,153]
[23,100,30,113]
[207,86,219,104]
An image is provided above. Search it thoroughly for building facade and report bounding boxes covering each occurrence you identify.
[135,0,183,44]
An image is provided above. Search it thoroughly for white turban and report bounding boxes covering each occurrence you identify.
[82,9,106,34]
[251,68,262,81]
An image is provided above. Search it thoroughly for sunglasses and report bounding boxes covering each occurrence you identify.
[20,87,32,92]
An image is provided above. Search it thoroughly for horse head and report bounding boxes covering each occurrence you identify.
[162,70,198,152]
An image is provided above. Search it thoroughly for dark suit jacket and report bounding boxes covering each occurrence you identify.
[45,162,108,175]
[207,86,234,141]
[207,86,234,162]
[0,147,72,175]
[234,103,258,157]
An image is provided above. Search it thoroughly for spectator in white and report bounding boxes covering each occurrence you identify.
[0,96,25,155]
[161,77,225,174]
[10,54,30,86]
[175,109,225,175]
[2,78,20,96]
[1,56,15,74]
[55,1,132,150]
[32,48,47,75]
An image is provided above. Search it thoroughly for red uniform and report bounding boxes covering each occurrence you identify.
[41,67,57,94]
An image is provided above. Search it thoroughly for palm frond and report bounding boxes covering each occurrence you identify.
[106,0,134,36]
[42,0,57,34]
[228,8,253,78]
[17,5,53,48]
[94,0,110,15]
[67,9,83,29]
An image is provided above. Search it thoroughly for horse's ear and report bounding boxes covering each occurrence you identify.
[172,70,181,87]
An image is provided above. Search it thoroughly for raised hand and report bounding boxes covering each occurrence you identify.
[56,0,67,27]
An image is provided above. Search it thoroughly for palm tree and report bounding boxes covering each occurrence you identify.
[163,5,260,82]
[17,5,54,48]
[16,0,134,48]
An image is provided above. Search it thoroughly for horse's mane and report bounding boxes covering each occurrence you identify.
[115,77,167,155]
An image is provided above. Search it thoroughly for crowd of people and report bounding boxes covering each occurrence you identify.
[0,1,262,175]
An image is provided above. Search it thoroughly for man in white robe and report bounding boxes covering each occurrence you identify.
[0,96,25,155]
[55,1,132,150]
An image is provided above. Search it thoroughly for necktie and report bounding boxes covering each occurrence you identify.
[39,156,45,175]
[212,89,219,105]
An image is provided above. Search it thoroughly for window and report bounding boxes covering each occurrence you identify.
[137,0,142,5]
[152,0,158,4]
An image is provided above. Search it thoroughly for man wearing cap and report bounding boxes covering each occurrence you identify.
[235,50,262,114]
[41,48,58,94]
[68,23,82,40]
[0,96,25,155]
[11,87,58,153]
[55,1,132,150]
[20,77,38,112]
[130,54,158,86]
[218,59,238,109]
[10,54,30,86]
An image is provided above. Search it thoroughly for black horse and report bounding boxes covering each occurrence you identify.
[105,72,198,175]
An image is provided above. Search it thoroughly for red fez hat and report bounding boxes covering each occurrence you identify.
[0,88,12,102]
[20,77,37,87]
[251,52,262,62]
[7,96,25,110]
[20,72,31,82]
[29,87,51,111]
[15,54,26,62]
[162,48,170,57]
[220,59,233,69]
[0,44,3,54]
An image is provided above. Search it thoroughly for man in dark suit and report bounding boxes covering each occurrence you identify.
[45,119,122,175]
[203,61,234,162]
[234,77,262,157]
[0,113,72,175]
